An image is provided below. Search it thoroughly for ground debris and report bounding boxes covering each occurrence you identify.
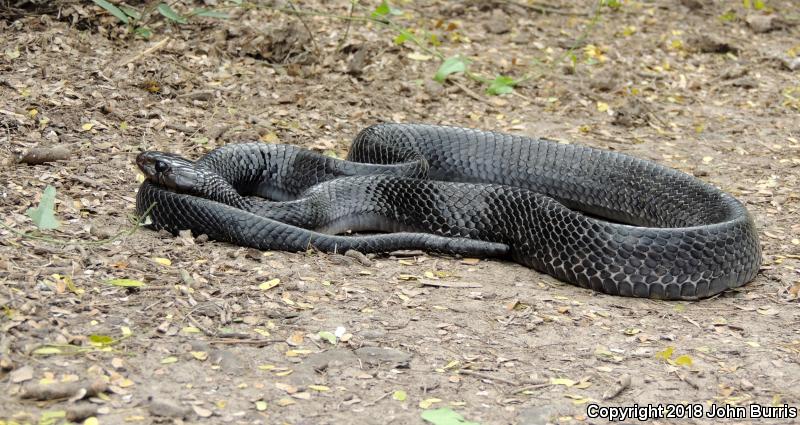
[20,378,107,401]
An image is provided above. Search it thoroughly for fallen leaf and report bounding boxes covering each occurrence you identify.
[151,257,172,266]
[26,185,60,230]
[674,355,693,367]
[191,351,208,361]
[655,346,674,361]
[258,278,280,290]
[419,398,442,409]
[408,52,432,61]
[160,356,178,364]
[10,366,34,383]
[550,377,576,387]
[107,279,145,288]
[420,407,479,425]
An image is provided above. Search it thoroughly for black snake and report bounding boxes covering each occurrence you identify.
[136,123,761,300]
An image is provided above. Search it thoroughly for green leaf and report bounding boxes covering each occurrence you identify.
[134,26,153,39]
[318,331,337,344]
[434,56,469,83]
[486,75,516,95]
[119,5,141,20]
[753,0,765,10]
[719,10,736,22]
[371,0,401,19]
[191,8,229,19]
[93,0,129,24]
[394,29,413,45]
[89,334,114,347]
[675,354,693,367]
[107,278,146,288]
[157,3,187,24]
[33,346,63,355]
[26,185,60,230]
[655,346,674,361]
[39,410,67,425]
[421,408,480,425]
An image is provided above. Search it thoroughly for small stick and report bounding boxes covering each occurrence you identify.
[451,80,486,103]
[459,369,519,386]
[114,37,171,69]
[206,338,283,346]
[512,382,552,394]
[336,0,359,51]
[602,374,631,400]
[0,109,26,121]
[364,391,393,407]
[17,146,71,165]
[286,1,321,59]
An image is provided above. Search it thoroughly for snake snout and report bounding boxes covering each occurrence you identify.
[136,151,201,192]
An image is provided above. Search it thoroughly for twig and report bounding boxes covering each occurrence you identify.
[458,369,519,386]
[206,338,283,346]
[363,391,393,407]
[503,0,588,16]
[451,79,486,103]
[0,109,26,121]
[602,374,631,399]
[286,0,321,59]
[674,370,699,390]
[113,37,171,70]
[515,0,605,86]
[0,202,156,246]
[16,146,71,165]
[187,315,216,337]
[512,382,552,394]
[336,0,359,51]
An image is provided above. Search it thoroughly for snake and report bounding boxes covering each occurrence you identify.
[136,123,761,300]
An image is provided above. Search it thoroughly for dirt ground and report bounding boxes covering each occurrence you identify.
[1,1,799,424]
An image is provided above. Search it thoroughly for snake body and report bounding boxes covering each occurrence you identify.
[136,123,761,300]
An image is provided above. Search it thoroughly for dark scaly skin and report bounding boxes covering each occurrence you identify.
[136,181,510,258]
[136,123,762,300]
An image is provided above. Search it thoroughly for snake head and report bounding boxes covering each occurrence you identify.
[136,151,201,192]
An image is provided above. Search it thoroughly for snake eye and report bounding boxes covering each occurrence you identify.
[155,160,169,173]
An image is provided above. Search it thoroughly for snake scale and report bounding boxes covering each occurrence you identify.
[136,123,761,300]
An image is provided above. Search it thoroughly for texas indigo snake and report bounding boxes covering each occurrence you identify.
[136,123,761,300]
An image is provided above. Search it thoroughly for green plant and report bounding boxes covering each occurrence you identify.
[92,0,231,38]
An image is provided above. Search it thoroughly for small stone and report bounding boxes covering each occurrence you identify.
[148,397,191,418]
[346,47,368,76]
[192,405,214,418]
[10,365,34,383]
[680,0,703,9]
[729,77,758,89]
[689,34,738,54]
[65,404,99,422]
[305,349,358,372]
[780,56,800,71]
[745,15,779,33]
[589,70,619,92]
[354,347,412,368]
[483,10,511,35]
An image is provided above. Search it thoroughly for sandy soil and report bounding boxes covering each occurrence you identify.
[1,1,799,424]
